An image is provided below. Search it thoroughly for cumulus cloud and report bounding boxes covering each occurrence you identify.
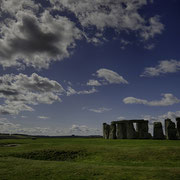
[69,124,100,135]
[96,68,128,84]
[123,93,180,106]
[117,116,126,120]
[0,118,101,136]
[142,110,180,134]
[38,116,49,120]
[50,0,164,41]
[0,1,81,69]
[141,60,180,77]
[0,0,164,69]
[86,79,101,86]
[0,118,53,135]
[66,86,98,96]
[84,107,112,113]
[82,107,112,113]
[0,0,39,16]
[0,73,64,115]
[140,16,164,40]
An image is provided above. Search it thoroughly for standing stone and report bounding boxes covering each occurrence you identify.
[103,123,110,139]
[136,121,151,139]
[153,122,164,139]
[116,123,127,139]
[176,117,180,139]
[167,121,177,140]
[109,123,116,139]
[164,119,177,140]
[126,121,137,139]
[103,123,106,139]
[165,119,171,139]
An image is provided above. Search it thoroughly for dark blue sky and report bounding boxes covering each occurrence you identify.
[0,0,180,135]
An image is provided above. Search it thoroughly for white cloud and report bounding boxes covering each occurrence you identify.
[142,110,180,134]
[21,116,27,118]
[85,107,112,113]
[38,116,49,120]
[50,0,164,42]
[0,73,64,115]
[144,43,155,50]
[123,93,180,106]
[0,2,81,69]
[141,60,180,77]
[86,79,101,86]
[69,124,100,135]
[0,118,101,136]
[140,16,164,40]
[0,0,39,16]
[120,39,131,50]
[66,86,98,96]
[0,0,164,69]
[0,118,52,135]
[117,116,126,120]
[96,68,128,84]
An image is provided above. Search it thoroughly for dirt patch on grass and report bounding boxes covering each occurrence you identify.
[12,149,87,161]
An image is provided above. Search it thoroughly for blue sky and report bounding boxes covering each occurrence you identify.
[0,0,180,135]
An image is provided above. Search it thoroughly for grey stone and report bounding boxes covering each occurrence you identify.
[167,121,177,140]
[103,123,110,139]
[136,121,151,139]
[116,123,127,139]
[113,119,145,124]
[176,117,180,139]
[126,121,137,139]
[164,119,177,140]
[153,122,164,139]
[165,119,171,139]
[109,123,116,139]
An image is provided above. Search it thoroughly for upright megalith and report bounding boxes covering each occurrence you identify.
[165,119,171,139]
[126,121,137,139]
[176,117,180,139]
[103,118,180,140]
[116,122,127,139]
[167,121,177,140]
[153,122,164,139]
[136,121,151,139]
[103,123,110,139]
[165,119,177,140]
[109,123,116,139]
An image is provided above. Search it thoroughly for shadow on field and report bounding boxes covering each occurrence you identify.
[11,149,88,161]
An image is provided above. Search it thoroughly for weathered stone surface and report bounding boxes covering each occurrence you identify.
[103,123,110,139]
[116,123,127,139]
[176,117,180,139]
[164,119,177,140]
[153,122,164,139]
[126,122,137,139]
[113,119,146,124]
[165,119,171,139]
[136,121,151,139]
[167,121,177,140]
[109,123,116,139]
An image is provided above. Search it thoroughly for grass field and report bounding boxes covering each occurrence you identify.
[0,138,180,180]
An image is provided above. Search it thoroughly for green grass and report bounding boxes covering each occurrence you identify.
[0,138,180,180]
